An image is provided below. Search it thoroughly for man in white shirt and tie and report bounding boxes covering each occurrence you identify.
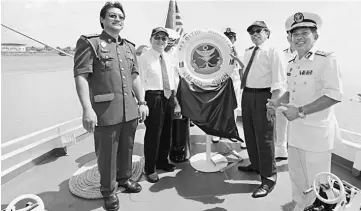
[138,27,178,183]
[231,21,287,198]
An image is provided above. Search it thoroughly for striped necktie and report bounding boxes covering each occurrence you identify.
[241,46,259,89]
[160,54,172,98]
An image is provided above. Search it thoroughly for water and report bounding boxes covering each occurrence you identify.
[1,56,361,143]
[1,56,82,142]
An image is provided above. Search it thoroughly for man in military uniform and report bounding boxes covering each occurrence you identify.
[231,21,287,198]
[274,29,298,160]
[73,2,148,211]
[268,12,343,210]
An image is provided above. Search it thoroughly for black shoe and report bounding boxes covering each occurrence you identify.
[237,165,259,174]
[118,179,142,193]
[103,194,119,211]
[144,172,159,183]
[251,182,275,198]
[156,163,176,172]
[228,138,238,143]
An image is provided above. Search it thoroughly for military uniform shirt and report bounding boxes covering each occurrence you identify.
[243,39,287,92]
[283,47,298,62]
[73,31,139,126]
[286,46,343,152]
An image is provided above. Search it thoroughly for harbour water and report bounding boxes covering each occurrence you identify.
[1,55,361,143]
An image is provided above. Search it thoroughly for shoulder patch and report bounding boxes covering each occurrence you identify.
[246,46,255,51]
[80,34,100,59]
[315,50,333,57]
[81,34,99,40]
[288,55,296,63]
[123,38,135,47]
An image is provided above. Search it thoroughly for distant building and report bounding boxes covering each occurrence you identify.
[1,43,26,52]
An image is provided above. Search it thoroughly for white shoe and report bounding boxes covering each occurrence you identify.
[275,146,288,160]
[212,136,220,143]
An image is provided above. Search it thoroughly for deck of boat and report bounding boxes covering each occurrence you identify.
[1,122,360,211]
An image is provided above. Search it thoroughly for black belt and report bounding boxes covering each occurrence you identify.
[243,87,271,93]
[145,90,175,95]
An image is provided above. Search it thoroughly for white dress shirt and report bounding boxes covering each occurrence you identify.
[286,46,343,152]
[138,48,177,92]
[242,39,287,92]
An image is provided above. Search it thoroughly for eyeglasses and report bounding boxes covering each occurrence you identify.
[108,13,125,20]
[249,28,264,35]
[154,36,168,42]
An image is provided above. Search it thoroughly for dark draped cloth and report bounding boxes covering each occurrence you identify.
[176,77,242,141]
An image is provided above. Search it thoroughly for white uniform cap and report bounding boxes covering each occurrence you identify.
[165,28,180,40]
[285,12,322,32]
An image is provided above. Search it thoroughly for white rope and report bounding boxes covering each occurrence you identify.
[1,24,74,58]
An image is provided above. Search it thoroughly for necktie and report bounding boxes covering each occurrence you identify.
[241,46,259,89]
[160,54,172,98]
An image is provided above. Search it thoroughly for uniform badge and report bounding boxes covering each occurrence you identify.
[101,41,107,48]
[294,12,304,23]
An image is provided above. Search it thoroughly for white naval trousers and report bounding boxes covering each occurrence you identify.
[275,108,288,157]
[288,146,332,211]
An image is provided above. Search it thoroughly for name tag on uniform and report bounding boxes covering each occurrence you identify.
[93,93,114,102]
[100,48,110,53]
[299,70,313,75]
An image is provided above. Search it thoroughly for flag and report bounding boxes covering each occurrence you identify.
[176,78,243,142]
[165,0,184,36]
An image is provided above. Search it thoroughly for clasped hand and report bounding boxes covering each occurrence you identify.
[266,99,299,121]
[139,104,149,123]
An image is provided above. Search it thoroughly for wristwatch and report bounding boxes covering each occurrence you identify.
[298,106,306,118]
[138,101,147,106]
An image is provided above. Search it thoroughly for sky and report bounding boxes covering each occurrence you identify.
[1,0,361,88]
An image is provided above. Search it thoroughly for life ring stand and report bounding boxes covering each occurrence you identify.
[176,28,235,89]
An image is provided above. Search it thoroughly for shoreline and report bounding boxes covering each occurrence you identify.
[1,52,74,56]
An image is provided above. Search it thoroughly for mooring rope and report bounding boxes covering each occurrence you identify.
[1,23,74,58]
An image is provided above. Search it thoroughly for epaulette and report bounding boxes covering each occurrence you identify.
[246,46,254,51]
[288,55,296,63]
[80,34,100,59]
[123,38,135,47]
[81,34,99,39]
[315,50,332,57]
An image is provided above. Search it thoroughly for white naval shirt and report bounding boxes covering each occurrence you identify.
[138,48,177,92]
[230,45,241,82]
[286,46,343,152]
[283,47,298,62]
[242,39,287,92]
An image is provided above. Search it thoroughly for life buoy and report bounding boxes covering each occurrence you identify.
[176,29,235,89]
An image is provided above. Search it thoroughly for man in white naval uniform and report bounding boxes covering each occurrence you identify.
[275,31,297,160]
[268,12,343,210]
[212,28,246,149]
